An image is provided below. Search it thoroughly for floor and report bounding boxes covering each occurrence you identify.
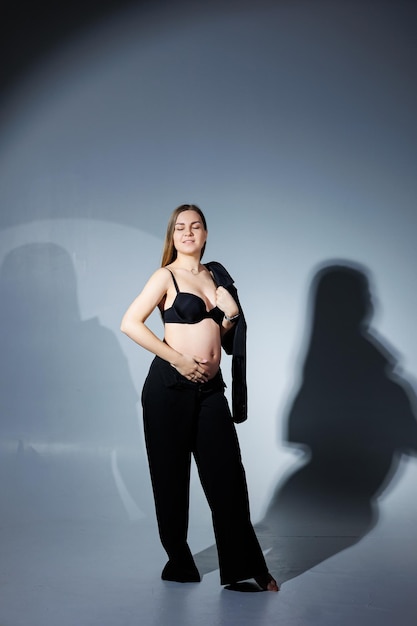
[1,460,416,626]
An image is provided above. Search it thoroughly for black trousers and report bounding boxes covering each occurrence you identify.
[141,356,268,585]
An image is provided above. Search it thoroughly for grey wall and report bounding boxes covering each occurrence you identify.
[0,1,416,536]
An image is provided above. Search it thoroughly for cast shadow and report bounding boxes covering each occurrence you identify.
[0,242,153,522]
[255,260,417,583]
[195,260,417,585]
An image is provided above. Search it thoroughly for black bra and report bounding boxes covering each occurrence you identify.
[162,269,224,326]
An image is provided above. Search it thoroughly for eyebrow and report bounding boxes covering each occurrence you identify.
[175,220,202,226]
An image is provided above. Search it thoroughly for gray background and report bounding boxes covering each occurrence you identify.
[0,3,416,621]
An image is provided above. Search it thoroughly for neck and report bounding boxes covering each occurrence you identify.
[174,254,202,273]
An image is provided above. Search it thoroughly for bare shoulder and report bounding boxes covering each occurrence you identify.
[147,266,171,287]
[142,267,170,295]
[123,267,171,320]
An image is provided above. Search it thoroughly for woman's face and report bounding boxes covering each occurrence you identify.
[172,210,207,256]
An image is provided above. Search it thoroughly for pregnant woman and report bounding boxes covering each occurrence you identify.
[121,204,278,592]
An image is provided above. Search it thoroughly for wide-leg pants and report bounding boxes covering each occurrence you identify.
[141,356,268,585]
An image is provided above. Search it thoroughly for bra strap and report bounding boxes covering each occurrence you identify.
[166,268,180,293]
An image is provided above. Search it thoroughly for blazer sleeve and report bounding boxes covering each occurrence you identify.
[206,261,248,423]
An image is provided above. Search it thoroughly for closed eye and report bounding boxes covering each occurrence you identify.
[174,221,202,231]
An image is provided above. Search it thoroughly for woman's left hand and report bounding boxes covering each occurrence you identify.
[215,287,239,319]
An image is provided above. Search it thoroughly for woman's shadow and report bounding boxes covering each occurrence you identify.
[256,260,417,583]
[195,260,417,585]
[0,242,153,522]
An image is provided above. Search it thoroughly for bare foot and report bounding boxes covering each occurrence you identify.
[254,572,279,592]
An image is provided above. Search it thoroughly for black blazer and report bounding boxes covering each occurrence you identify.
[205,261,247,423]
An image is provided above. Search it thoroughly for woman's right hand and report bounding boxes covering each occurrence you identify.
[172,354,209,382]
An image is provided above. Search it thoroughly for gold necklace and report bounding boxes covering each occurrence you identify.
[175,265,201,275]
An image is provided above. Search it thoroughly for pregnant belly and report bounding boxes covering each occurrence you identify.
[164,319,222,379]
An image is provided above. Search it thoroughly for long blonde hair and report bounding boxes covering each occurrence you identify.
[161,204,208,267]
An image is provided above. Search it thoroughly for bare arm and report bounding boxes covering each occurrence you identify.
[120,268,208,379]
